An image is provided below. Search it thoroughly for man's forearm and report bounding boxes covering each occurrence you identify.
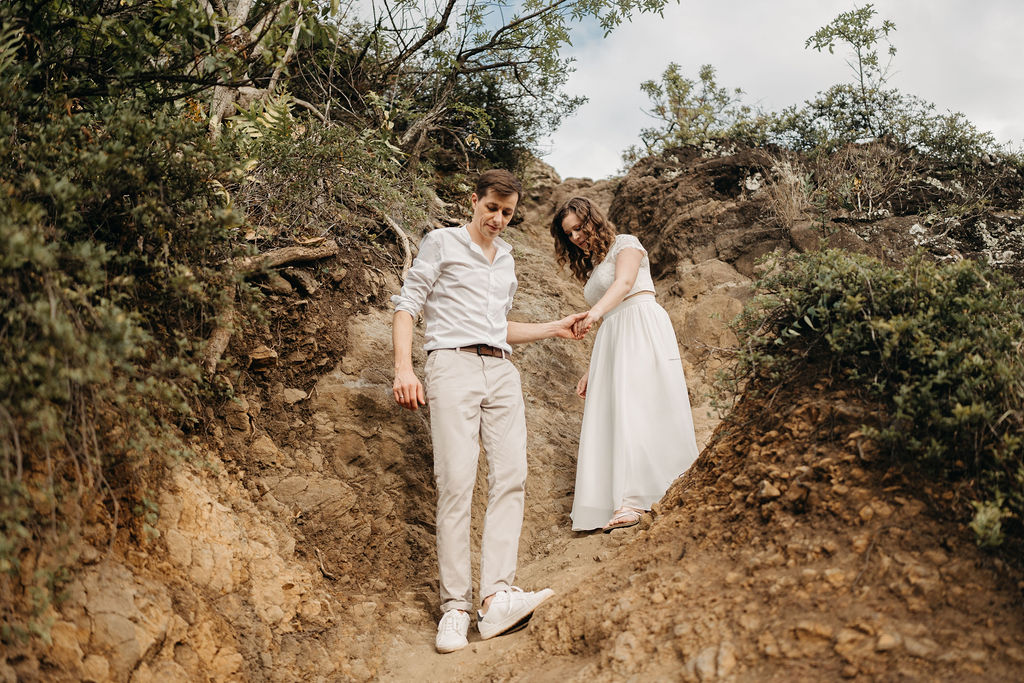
[393,311,416,370]
[507,320,559,345]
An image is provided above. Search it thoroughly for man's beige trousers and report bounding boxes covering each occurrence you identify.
[424,349,528,613]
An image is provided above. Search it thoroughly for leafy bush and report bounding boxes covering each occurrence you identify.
[727,249,1024,551]
[229,94,430,252]
[0,8,242,641]
[623,63,770,166]
[770,85,1015,167]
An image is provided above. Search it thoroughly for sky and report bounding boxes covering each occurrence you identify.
[540,0,1024,180]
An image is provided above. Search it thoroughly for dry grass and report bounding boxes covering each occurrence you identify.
[761,151,812,228]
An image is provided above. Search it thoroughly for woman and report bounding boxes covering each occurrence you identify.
[551,197,699,532]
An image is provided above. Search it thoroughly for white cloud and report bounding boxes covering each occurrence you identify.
[541,0,1024,179]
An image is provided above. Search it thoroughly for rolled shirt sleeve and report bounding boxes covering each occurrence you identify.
[391,225,517,352]
[391,230,442,318]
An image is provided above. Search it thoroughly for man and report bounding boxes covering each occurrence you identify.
[392,169,584,654]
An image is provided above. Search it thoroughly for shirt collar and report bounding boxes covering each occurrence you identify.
[459,224,513,258]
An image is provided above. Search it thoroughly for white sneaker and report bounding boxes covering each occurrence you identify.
[435,609,470,653]
[477,587,555,640]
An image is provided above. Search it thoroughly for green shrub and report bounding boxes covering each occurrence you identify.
[769,85,1016,167]
[0,8,242,640]
[623,63,771,166]
[229,95,430,249]
[726,250,1024,550]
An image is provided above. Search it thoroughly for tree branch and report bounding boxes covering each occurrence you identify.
[457,0,573,63]
[382,0,459,78]
[232,242,340,274]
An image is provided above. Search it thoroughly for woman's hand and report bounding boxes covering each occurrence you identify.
[572,310,599,338]
[554,311,589,339]
[575,371,589,398]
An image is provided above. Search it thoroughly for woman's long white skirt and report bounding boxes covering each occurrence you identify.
[570,293,699,531]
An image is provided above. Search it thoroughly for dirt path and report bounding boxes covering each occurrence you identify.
[379,528,632,681]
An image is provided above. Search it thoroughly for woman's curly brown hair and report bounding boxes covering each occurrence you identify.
[550,197,616,283]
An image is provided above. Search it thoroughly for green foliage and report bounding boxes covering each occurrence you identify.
[624,63,769,165]
[626,4,1020,171]
[230,101,428,247]
[292,0,671,168]
[804,3,895,138]
[10,0,225,103]
[770,84,1010,166]
[1,3,243,640]
[727,250,1024,550]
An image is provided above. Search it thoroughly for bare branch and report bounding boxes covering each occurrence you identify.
[293,96,328,123]
[458,0,573,63]
[267,1,305,94]
[383,0,459,78]
[233,241,341,274]
[381,214,413,278]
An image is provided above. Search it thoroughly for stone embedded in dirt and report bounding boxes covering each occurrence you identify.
[694,645,718,680]
[264,270,294,294]
[284,267,319,295]
[904,636,940,659]
[283,387,307,404]
[758,480,781,500]
[250,434,282,464]
[876,631,901,651]
[249,344,278,368]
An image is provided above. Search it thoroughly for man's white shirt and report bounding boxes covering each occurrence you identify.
[391,225,517,353]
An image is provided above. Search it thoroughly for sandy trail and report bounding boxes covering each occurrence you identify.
[379,530,633,681]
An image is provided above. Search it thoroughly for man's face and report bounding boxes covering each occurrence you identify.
[471,189,518,240]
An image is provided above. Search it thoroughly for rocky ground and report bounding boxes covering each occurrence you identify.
[4,146,1023,682]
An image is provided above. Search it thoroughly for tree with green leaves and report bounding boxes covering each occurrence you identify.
[307,0,677,165]
[622,63,767,165]
[804,3,896,140]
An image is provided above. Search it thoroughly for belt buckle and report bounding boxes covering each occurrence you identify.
[475,344,485,356]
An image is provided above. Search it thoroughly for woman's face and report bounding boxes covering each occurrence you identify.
[561,211,589,253]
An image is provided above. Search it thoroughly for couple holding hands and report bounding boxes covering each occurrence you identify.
[392,170,699,653]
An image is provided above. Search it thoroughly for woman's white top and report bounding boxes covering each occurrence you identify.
[583,234,656,307]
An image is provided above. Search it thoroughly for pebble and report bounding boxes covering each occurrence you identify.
[759,480,781,500]
[694,646,717,681]
[875,631,901,651]
[824,568,847,587]
[904,636,939,659]
[871,501,894,518]
[717,641,737,677]
[851,534,870,553]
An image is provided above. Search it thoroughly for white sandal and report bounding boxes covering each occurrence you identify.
[602,507,642,533]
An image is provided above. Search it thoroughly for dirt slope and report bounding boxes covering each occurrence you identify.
[7,149,1023,682]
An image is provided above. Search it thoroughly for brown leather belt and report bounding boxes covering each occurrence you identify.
[431,344,511,360]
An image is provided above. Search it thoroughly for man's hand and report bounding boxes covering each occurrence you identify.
[394,368,426,410]
[554,311,589,340]
[571,310,599,339]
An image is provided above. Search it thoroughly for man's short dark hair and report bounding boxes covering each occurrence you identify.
[475,169,522,201]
